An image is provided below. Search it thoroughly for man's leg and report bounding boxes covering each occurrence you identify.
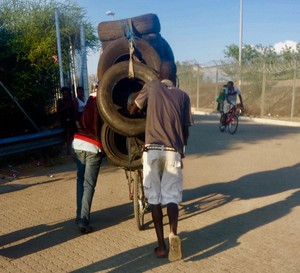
[221,112,227,126]
[143,150,167,257]
[162,150,182,262]
[79,152,101,233]
[74,150,85,223]
[151,204,167,257]
[167,202,178,235]
[222,101,231,126]
[167,202,182,262]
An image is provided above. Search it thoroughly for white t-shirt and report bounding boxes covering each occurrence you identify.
[225,87,240,104]
[77,98,86,113]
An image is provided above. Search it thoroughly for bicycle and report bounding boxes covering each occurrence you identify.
[125,169,148,230]
[125,139,148,230]
[219,104,240,134]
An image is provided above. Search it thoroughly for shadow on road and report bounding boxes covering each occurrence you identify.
[43,164,300,272]
[1,115,299,272]
[180,162,300,261]
[0,202,132,260]
[181,189,300,262]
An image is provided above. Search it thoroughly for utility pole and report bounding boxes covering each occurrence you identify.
[238,0,243,89]
[55,8,64,88]
[80,24,89,98]
[69,37,77,96]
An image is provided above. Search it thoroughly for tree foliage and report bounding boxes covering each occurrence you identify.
[0,0,100,137]
[223,43,300,88]
[224,43,300,63]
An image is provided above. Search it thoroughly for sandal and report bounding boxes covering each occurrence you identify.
[154,247,167,258]
[168,234,182,262]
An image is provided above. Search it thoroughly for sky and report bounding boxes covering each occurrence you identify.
[75,0,300,76]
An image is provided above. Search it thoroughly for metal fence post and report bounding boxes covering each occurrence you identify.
[260,63,266,117]
[291,57,297,120]
[55,8,64,88]
[215,65,219,101]
[196,65,200,110]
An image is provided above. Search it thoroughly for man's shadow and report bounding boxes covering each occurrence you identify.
[0,202,132,260]
[181,189,300,261]
[67,164,300,272]
[179,162,300,261]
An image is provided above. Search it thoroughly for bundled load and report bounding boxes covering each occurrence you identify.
[97,13,176,169]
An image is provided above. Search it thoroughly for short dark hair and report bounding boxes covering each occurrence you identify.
[160,61,177,85]
[61,86,71,94]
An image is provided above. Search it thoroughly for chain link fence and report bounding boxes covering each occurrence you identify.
[177,59,300,121]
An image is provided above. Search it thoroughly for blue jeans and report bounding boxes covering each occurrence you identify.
[74,150,102,226]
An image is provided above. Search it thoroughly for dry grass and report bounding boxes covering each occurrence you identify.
[184,80,300,122]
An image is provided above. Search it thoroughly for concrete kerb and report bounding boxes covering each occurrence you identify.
[192,108,300,127]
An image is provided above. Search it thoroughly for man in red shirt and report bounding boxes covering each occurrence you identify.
[72,91,104,233]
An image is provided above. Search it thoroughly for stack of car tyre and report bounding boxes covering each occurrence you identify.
[96,13,176,169]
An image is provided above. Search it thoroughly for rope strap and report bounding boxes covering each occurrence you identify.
[120,19,137,78]
[128,39,135,78]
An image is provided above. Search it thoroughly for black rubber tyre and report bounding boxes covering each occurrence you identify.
[98,13,161,42]
[97,37,161,80]
[97,61,158,136]
[161,36,175,62]
[141,33,164,59]
[101,123,144,169]
[100,40,112,51]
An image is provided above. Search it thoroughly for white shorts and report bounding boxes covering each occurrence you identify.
[142,150,183,205]
[223,101,236,114]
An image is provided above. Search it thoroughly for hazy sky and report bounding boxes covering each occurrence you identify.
[75,0,299,76]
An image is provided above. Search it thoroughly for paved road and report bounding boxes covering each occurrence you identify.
[1,114,300,273]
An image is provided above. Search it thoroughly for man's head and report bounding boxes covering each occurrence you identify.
[92,82,99,92]
[159,61,177,86]
[227,81,234,91]
[61,86,71,98]
[77,86,84,97]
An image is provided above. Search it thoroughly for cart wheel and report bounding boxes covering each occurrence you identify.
[133,170,147,230]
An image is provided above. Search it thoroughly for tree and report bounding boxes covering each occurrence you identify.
[224,43,300,66]
[0,0,100,136]
[223,42,300,108]
[224,44,279,64]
